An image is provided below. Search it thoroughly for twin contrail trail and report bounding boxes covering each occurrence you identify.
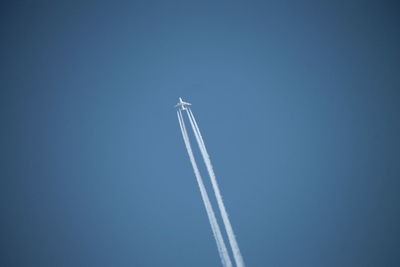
[176,98,245,267]
[186,108,245,267]
[177,110,232,267]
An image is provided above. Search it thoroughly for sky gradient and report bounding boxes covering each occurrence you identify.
[1,1,400,266]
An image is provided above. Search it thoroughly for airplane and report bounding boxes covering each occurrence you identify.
[175,97,192,110]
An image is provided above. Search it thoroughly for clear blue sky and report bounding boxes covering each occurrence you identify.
[1,1,399,266]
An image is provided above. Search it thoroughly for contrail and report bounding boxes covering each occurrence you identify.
[177,110,232,267]
[186,108,245,267]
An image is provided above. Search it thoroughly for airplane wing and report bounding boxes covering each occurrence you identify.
[174,98,191,108]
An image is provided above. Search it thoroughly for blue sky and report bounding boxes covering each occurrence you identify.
[1,1,399,266]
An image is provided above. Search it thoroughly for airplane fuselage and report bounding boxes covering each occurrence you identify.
[175,97,192,110]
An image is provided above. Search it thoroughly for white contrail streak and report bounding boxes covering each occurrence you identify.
[186,108,245,267]
[177,110,232,267]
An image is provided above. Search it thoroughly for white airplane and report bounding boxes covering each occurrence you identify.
[175,97,192,110]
